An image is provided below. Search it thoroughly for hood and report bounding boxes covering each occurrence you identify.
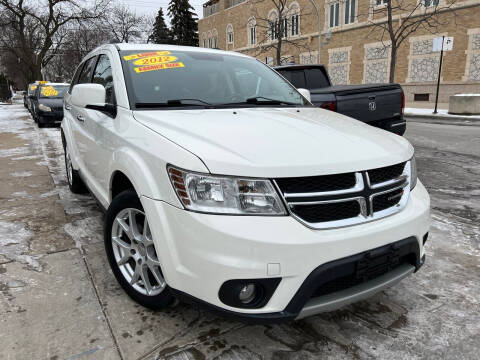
[133,107,413,177]
[39,97,63,108]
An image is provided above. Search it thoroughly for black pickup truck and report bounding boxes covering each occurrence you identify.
[274,65,406,135]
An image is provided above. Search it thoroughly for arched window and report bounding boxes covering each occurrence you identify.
[268,9,279,41]
[207,30,212,48]
[226,24,234,45]
[201,33,207,48]
[247,17,256,45]
[289,2,300,36]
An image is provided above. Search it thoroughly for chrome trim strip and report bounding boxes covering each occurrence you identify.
[368,174,408,190]
[281,173,364,198]
[296,264,415,319]
[275,161,412,230]
[390,121,407,127]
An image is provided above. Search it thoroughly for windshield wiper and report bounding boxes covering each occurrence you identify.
[245,96,297,105]
[135,99,212,109]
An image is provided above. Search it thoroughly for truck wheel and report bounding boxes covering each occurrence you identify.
[104,190,175,310]
[64,145,86,193]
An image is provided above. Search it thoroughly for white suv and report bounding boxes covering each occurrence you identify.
[61,44,430,322]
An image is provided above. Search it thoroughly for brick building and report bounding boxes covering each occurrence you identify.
[198,0,480,104]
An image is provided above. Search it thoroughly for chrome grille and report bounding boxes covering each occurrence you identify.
[274,162,410,229]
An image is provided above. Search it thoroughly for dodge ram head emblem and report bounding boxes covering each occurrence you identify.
[369,101,376,111]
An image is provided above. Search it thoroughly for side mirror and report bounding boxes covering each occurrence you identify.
[297,88,311,102]
[71,83,106,108]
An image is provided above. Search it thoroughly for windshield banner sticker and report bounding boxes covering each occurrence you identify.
[123,51,171,61]
[30,85,37,91]
[41,86,59,96]
[134,62,185,73]
[133,55,177,66]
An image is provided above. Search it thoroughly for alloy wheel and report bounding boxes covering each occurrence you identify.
[111,208,166,296]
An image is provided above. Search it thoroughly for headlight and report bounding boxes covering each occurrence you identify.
[410,156,417,190]
[39,104,51,112]
[167,166,287,215]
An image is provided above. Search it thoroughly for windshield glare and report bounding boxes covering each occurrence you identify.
[39,85,68,98]
[120,50,307,108]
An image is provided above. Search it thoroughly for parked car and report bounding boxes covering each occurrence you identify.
[31,83,69,127]
[61,44,430,322]
[26,82,43,114]
[274,65,406,135]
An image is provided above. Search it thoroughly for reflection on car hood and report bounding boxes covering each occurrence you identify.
[133,107,413,177]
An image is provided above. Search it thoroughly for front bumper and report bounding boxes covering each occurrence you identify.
[141,180,430,321]
[38,111,63,124]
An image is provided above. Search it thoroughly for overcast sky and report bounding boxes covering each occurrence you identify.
[119,0,204,22]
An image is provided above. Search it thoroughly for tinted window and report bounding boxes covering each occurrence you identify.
[77,57,96,84]
[279,70,306,88]
[120,50,307,107]
[92,55,115,104]
[305,68,330,89]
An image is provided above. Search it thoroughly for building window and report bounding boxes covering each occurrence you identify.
[281,17,288,38]
[329,2,340,28]
[269,20,278,40]
[248,17,257,46]
[227,24,233,44]
[424,0,439,7]
[208,38,212,48]
[203,39,206,47]
[375,0,387,5]
[291,14,299,36]
[344,0,355,24]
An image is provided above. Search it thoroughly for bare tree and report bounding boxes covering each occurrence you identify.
[0,0,109,84]
[365,0,456,83]
[107,4,145,43]
[250,0,313,65]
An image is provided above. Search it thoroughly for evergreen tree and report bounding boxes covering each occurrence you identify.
[167,0,199,46]
[150,8,172,44]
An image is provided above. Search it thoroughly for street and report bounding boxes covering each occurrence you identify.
[0,103,479,360]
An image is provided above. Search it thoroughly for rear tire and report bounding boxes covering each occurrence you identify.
[64,145,86,194]
[104,190,175,310]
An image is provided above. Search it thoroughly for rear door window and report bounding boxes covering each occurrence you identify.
[280,70,306,88]
[305,68,330,89]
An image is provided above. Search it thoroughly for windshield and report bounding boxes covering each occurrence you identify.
[39,85,69,99]
[120,50,308,109]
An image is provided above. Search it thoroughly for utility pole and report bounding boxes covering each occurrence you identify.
[307,0,321,64]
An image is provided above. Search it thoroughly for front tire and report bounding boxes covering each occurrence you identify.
[104,190,174,309]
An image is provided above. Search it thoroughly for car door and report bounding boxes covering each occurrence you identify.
[66,56,97,182]
[83,53,118,199]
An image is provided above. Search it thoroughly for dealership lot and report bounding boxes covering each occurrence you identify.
[0,102,479,359]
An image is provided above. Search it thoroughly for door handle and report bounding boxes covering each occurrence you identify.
[65,105,72,111]
[76,115,85,122]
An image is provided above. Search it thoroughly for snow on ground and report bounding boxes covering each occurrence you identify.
[404,107,480,119]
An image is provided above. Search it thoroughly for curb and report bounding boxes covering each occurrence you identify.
[404,113,480,122]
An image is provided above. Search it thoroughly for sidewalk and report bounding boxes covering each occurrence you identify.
[404,102,480,123]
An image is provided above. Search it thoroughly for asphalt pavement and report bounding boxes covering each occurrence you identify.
[0,103,479,360]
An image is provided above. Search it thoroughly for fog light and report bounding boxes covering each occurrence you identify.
[238,284,256,304]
